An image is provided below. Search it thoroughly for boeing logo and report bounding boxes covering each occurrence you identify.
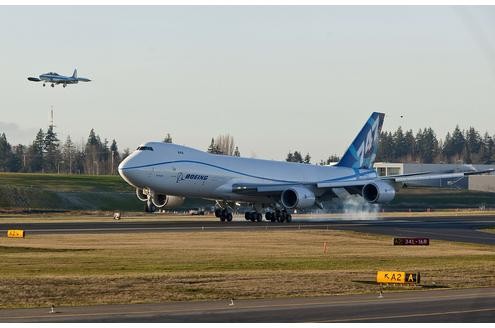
[176,172,209,183]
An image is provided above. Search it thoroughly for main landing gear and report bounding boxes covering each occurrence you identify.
[215,208,233,222]
[245,211,262,222]
[265,209,292,223]
[244,210,292,223]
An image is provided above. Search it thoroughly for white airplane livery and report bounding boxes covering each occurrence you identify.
[118,112,493,222]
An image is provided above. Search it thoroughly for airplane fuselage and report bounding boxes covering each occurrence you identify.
[118,142,377,203]
[39,73,78,84]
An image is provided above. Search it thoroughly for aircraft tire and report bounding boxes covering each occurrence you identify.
[226,213,233,222]
[286,214,292,223]
[256,213,262,222]
[215,209,222,218]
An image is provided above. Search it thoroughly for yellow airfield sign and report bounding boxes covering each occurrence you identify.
[7,230,25,238]
[376,271,420,284]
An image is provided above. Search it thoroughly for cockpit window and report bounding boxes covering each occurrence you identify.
[136,146,154,151]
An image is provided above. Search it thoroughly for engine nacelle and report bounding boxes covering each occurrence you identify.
[281,186,316,209]
[151,194,185,208]
[136,188,148,202]
[362,181,396,203]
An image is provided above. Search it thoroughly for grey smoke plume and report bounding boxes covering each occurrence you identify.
[341,195,381,220]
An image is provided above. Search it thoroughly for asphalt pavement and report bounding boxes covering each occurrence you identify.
[0,287,493,322]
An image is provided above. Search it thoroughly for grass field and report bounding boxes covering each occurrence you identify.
[0,173,130,192]
[0,229,493,308]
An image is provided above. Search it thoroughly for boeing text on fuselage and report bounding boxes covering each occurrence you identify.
[118,112,494,223]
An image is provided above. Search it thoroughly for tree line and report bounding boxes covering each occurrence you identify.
[1,124,494,174]
[287,126,495,165]
[0,125,126,174]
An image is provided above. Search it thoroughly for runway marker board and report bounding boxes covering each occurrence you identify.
[7,230,25,238]
[376,271,420,284]
[393,237,429,246]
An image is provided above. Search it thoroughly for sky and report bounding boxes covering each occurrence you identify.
[0,6,494,163]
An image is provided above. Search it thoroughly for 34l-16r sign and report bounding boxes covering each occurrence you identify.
[376,271,421,284]
[393,238,430,246]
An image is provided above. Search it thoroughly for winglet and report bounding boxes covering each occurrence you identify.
[335,112,385,169]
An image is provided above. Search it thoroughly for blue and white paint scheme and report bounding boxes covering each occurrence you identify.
[118,112,493,222]
[28,69,91,88]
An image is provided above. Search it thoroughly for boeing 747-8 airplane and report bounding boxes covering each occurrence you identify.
[118,112,493,222]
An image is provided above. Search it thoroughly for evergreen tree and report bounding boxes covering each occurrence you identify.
[233,146,240,157]
[292,151,303,163]
[480,132,494,164]
[451,125,466,162]
[320,154,340,165]
[393,127,408,161]
[303,153,311,164]
[110,139,121,174]
[10,144,24,172]
[43,125,60,173]
[28,129,45,172]
[464,127,482,163]
[404,129,416,161]
[376,131,394,162]
[163,133,173,143]
[416,128,438,163]
[85,129,101,175]
[0,133,13,172]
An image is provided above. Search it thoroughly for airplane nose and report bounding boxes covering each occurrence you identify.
[118,156,139,187]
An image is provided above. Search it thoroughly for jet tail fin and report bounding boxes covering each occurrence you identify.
[72,69,77,79]
[335,112,385,170]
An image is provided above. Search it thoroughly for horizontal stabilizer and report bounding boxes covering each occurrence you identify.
[78,77,91,82]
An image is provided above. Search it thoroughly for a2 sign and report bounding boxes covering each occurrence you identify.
[376,271,421,284]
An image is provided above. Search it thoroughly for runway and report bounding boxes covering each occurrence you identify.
[0,287,493,322]
[1,214,495,245]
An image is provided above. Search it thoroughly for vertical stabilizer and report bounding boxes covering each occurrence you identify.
[72,69,77,79]
[335,112,385,169]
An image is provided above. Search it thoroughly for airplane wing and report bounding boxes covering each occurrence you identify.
[382,168,495,183]
[27,77,41,82]
[232,169,495,195]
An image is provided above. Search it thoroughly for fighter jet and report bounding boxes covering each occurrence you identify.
[28,69,91,88]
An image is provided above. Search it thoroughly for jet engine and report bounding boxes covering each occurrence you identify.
[362,181,395,203]
[281,186,316,209]
[136,188,148,202]
[151,193,185,208]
